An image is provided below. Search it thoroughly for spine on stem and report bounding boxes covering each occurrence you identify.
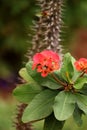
[27,0,66,60]
[13,104,32,130]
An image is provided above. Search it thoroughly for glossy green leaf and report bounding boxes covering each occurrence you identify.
[60,53,75,83]
[22,89,58,122]
[53,91,76,121]
[76,93,87,115]
[43,113,65,130]
[19,67,34,83]
[74,77,87,89]
[72,71,81,82]
[26,61,42,84]
[76,93,87,105]
[13,83,42,103]
[41,75,62,89]
[77,102,87,115]
[79,83,87,95]
[73,104,83,126]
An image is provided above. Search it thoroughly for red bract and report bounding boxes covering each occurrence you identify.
[32,50,60,77]
[74,58,87,73]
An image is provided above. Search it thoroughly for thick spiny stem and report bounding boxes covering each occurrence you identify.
[13,104,32,130]
[27,0,65,60]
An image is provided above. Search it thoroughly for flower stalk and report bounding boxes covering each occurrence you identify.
[51,73,66,87]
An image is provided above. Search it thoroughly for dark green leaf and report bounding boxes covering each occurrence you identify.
[41,75,62,89]
[77,103,87,115]
[74,77,87,89]
[79,83,87,95]
[76,93,87,115]
[53,91,76,121]
[26,61,44,85]
[72,71,81,82]
[60,53,75,83]
[73,104,83,126]
[76,93,87,105]
[44,113,65,130]
[22,89,58,122]
[13,83,42,103]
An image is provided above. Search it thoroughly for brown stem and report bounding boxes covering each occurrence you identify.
[13,103,32,130]
[51,73,66,87]
[80,71,85,77]
[74,71,86,84]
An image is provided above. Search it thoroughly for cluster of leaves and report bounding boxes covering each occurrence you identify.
[13,52,87,130]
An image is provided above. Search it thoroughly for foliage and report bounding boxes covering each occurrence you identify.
[13,52,87,130]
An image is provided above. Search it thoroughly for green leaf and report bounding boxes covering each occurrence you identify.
[26,61,42,84]
[79,83,87,95]
[77,102,87,115]
[60,53,75,83]
[22,89,58,122]
[72,71,81,82]
[41,75,62,89]
[73,104,83,126]
[75,93,87,115]
[43,113,65,130]
[76,93,87,106]
[53,91,76,121]
[13,83,42,103]
[74,77,87,89]
[26,62,62,89]
[19,67,34,83]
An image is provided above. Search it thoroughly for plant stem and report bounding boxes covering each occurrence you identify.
[13,103,32,130]
[74,71,85,83]
[80,71,85,77]
[51,73,66,87]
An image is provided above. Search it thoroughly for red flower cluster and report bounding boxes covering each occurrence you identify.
[32,50,60,77]
[74,58,87,73]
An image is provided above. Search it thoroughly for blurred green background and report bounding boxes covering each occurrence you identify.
[0,0,87,130]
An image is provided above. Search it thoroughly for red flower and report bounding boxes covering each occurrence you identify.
[32,50,60,77]
[74,58,87,73]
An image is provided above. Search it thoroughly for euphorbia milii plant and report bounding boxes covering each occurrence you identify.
[13,50,87,130]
